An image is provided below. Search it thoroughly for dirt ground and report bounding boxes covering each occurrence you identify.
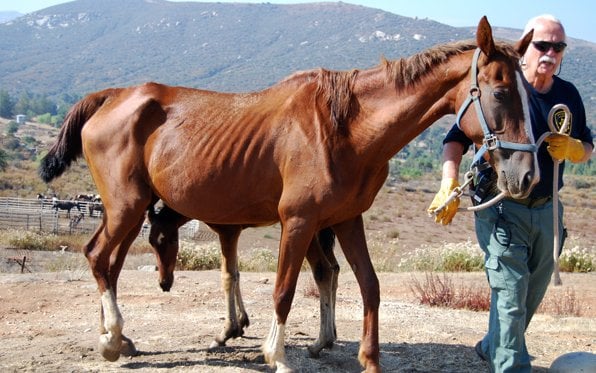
[0,180,594,372]
[0,264,594,372]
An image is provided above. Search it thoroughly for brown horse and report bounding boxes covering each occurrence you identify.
[39,17,537,371]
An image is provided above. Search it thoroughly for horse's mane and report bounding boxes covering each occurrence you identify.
[383,40,519,88]
[315,69,358,130]
[315,40,520,129]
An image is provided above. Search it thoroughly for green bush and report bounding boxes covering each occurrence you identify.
[398,240,485,272]
[441,250,484,272]
[559,246,594,273]
[239,248,278,272]
[6,230,64,251]
[176,242,221,270]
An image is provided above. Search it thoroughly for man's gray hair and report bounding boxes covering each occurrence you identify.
[522,14,566,41]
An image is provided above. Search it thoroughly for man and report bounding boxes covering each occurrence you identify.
[427,14,593,373]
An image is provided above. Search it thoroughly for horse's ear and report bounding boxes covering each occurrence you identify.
[476,16,496,57]
[515,29,534,56]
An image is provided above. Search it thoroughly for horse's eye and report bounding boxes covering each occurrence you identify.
[493,90,507,102]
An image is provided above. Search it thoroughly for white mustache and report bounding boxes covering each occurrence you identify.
[539,55,557,64]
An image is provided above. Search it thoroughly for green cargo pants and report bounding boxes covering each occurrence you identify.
[473,198,565,373]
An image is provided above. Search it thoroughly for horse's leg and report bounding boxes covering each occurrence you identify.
[85,196,150,362]
[262,217,315,372]
[102,214,146,357]
[306,227,339,357]
[332,215,380,372]
[207,224,250,348]
[148,205,190,291]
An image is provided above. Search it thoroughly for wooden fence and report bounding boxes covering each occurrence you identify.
[0,197,211,240]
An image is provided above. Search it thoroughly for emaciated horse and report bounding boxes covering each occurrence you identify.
[39,17,537,372]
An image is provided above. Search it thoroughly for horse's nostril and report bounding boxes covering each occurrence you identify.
[521,171,536,193]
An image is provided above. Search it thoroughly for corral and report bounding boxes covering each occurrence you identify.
[0,197,205,239]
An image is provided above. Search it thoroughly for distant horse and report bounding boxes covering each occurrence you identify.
[37,193,52,209]
[76,193,101,202]
[38,17,537,371]
[87,201,104,218]
[52,199,82,218]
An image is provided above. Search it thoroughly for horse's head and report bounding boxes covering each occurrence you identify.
[455,16,538,198]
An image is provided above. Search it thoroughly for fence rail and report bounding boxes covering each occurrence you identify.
[0,197,212,241]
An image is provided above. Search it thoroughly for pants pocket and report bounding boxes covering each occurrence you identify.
[484,216,528,294]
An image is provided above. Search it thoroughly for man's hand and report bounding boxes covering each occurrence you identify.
[545,134,585,162]
[427,178,460,225]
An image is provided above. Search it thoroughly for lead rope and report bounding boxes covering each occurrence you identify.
[541,103,571,286]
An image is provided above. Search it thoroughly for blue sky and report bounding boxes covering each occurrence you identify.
[2,0,594,43]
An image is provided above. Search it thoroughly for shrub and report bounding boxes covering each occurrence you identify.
[176,242,221,270]
[409,272,491,311]
[441,250,484,272]
[559,246,594,273]
[538,287,583,317]
[239,248,277,272]
[398,240,484,272]
[6,230,64,251]
[409,272,582,316]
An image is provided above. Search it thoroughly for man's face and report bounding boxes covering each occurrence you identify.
[524,20,566,78]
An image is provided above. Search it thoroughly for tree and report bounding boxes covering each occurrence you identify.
[13,92,31,116]
[6,121,18,135]
[0,149,8,171]
[0,89,14,119]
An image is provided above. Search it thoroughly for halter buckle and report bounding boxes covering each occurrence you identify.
[484,134,498,150]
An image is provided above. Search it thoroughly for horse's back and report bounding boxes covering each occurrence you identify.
[80,81,322,224]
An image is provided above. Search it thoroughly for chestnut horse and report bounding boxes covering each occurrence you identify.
[39,17,537,372]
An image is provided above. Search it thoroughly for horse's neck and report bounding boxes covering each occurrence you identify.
[351,53,470,161]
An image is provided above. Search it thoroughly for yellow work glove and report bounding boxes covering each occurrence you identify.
[427,178,460,225]
[545,133,585,162]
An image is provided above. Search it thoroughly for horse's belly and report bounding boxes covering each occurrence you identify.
[151,174,281,225]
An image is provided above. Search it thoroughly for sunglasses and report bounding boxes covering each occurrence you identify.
[532,41,567,53]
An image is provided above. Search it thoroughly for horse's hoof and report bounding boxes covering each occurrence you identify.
[307,345,321,359]
[233,328,245,339]
[275,361,296,373]
[208,339,225,350]
[98,342,120,362]
[121,335,138,357]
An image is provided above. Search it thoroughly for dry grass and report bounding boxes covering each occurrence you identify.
[408,272,491,312]
[409,272,584,317]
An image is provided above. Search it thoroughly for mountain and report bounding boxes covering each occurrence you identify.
[0,11,22,24]
[0,0,594,124]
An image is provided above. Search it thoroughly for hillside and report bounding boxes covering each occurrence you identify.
[0,1,594,121]
[0,0,466,94]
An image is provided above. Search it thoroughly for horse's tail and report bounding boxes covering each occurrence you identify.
[38,89,117,183]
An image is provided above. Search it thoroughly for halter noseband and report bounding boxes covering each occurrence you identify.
[455,48,537,168]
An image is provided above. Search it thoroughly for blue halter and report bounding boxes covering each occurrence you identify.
[455,48,537,168]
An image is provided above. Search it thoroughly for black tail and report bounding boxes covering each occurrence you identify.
[38,90,114,183]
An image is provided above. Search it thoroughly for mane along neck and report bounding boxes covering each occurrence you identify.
[312,40,520,130]
[383,41,476,89]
